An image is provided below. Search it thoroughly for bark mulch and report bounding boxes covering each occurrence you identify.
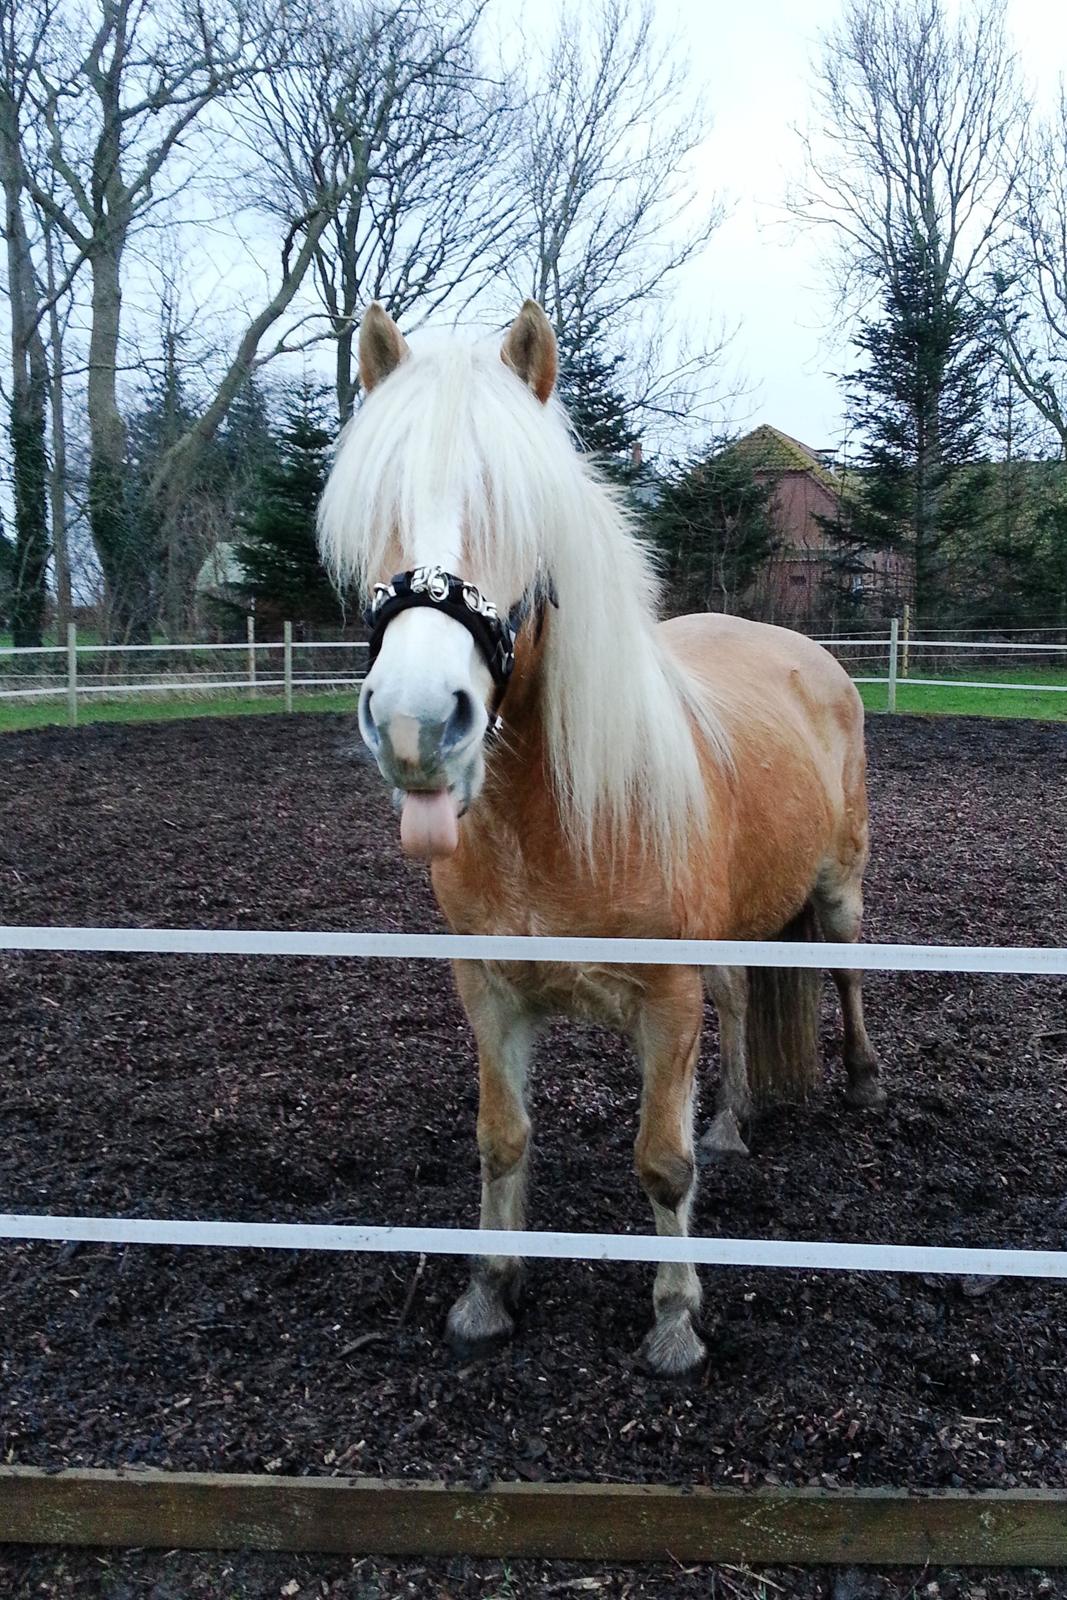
[1,712,1066,1599]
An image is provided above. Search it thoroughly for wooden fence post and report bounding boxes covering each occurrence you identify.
[902,602,910,679]
[888,616,899,713]
[247,615,257,701]
[66,622,78,728]
[283,621,293,714]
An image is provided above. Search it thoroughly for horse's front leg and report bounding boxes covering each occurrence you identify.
[446,960,538,1355]
[632,968,706,1378]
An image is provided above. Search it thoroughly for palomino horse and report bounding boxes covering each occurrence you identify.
[319,300,884,1377]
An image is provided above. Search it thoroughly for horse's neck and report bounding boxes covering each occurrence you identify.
[486,621,551,810]
[466,621,559,864]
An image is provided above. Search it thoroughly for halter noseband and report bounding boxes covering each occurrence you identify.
[364,566,520,691]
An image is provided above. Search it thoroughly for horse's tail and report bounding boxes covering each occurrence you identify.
[745,902,822,1108]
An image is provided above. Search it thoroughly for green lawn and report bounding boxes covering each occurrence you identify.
[0,688,357,734]
[2,664,1066,734]
[857,662,1067,720]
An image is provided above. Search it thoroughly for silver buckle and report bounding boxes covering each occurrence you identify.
[410,565,450,602]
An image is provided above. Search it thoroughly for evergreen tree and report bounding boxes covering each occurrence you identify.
[234,381,343,627]
[0,511,13,630]
[651,443,780,616]
[943,331,1067,631]
[556,333,640,482]
[836,232,991,622]
[126,316,227,638]
[220,375,275,499]
[7,380,50,647]
[1032,494,1067,632]
[814,450,879,627]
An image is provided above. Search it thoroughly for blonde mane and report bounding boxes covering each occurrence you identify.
[318,332,730,869]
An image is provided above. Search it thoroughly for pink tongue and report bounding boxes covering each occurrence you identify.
[399,790,459,859]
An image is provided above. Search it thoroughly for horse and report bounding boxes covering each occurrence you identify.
[318,299,884,1377]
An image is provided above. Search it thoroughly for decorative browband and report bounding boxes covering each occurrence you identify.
[364,566,517,689]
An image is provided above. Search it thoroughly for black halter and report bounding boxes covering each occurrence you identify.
[364,566,525,691]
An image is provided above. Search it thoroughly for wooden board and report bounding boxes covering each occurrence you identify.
[2,1469,1067,1565]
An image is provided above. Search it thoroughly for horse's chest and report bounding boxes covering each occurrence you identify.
[483,960,645,1029]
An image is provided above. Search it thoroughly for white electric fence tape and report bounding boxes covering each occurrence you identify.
[2,923,1065,1275]
[3,925,1067,975]
[1,1216,1066,1278]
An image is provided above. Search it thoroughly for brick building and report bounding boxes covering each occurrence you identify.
[723,425,910,628]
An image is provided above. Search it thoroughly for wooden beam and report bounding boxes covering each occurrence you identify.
[2,1470,1067,1565]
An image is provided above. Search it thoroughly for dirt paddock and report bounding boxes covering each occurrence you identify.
[1,711,1066,1599]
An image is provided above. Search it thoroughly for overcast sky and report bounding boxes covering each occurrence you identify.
[593,0,1067,450]
[129,0,1067,462]
[19,0,1063,481]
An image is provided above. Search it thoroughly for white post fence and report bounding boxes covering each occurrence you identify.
[66,622,77,728]
[0,627,368,719]
[283,620,293,713]
[2,626,1067,724]
[246,615,257,701]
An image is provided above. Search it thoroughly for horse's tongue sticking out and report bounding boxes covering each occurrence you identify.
[399,790,459,859]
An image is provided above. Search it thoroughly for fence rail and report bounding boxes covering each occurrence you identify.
[2,921,1065,1276]
[4,621,1067,724]
[0,621,368,722]
[812,622,1067,710]
[4,918,1067,1561]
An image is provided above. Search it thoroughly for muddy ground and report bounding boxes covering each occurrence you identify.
[1,712,1065,1598]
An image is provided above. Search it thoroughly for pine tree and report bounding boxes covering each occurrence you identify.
[942,318,1067,631]
[7,383,49,647]
[126,318,223,638]
[220,375,274,499]
[1032,495,1067,631]
[0,511,13,630]
[556,334,640,482]
[233,381,343,627]
[651,444,779,616]
[837,232,991,622]
[814,449,880,627]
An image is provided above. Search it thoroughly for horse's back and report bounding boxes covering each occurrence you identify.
[660,612,869,929]
[661,612,864,757]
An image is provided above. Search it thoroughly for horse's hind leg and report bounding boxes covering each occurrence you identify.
[813,874,886,1110]
[446,961,537,1355]
[632,969,706,1377]
[700,965,751,1157]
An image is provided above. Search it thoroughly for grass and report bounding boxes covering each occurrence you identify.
[0,688,358,734]
[856,661,1067,720]
[2,664,1066,734]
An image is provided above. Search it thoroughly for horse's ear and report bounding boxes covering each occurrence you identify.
[359,302,409,393]
[501,301,557,404]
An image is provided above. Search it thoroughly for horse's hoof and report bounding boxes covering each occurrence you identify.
[445,1279,516,1357]
[845,1074,887,1111]
[698,1109,750,1161]
[638,1312,707,1379]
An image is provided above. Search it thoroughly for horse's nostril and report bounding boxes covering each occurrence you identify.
[445,690,476,749]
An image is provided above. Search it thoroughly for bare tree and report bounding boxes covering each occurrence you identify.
[0,0,54,646]
[22,0,274,638]
[505,0,726,444]
[791,0,1027,310]
[246,0,520,422]
[991,89,1067,453]
[791,0,1029,618]
[37,169,78,628]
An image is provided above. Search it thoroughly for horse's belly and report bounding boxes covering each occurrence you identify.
[483,960,646,1029]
